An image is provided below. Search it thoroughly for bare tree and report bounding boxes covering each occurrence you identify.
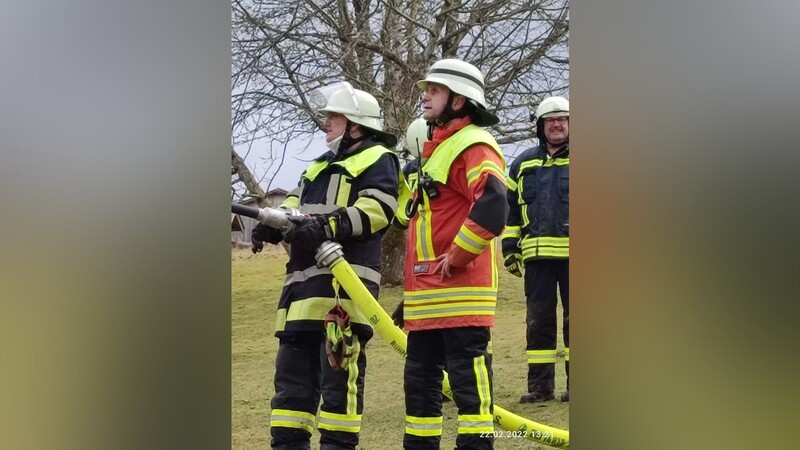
[231,0,569,284]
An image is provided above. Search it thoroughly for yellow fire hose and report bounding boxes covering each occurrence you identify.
[315,242,570,448]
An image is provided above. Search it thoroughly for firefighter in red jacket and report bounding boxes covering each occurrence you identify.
[399,59,508,450]
[502,96,570,403]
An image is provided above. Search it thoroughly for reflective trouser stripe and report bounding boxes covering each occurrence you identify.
[473,355,492,416]
[405,416,443,437]
[527,349,558,364]
[486,339,493,355]
[345,338,361,416]
[318,411,362,433]
[269,409,316,434]
[457,414,494,434]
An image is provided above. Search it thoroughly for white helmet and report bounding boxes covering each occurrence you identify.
[311,81,397,146]
[416,59,499,126]
[534,96,569,121]
[403,118,429,158]
[533,96,569,145]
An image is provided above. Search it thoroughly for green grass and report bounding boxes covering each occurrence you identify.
[233,247,568,449]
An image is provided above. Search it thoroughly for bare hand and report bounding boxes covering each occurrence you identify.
[432,253,453,280]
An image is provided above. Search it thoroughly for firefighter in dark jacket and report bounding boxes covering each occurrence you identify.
[502,96,570,403]
[250,82,400,450]
[400,59,507,450]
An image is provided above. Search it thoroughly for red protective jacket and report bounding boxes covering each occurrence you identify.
[403,117,508,331]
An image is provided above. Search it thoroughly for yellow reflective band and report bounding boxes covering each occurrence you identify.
[466,161,505,187]
[457,414,494,434]
[353,196,388,233]
[487,339,493,355]
[281,193,301,209]
[543,157,569,167]
[473,355,492,416]
[506,175,518,191]
[454,227,490,255]
[405,416,443,437]
[501,225,521,241]
[519,159,543,171]
[334,174,352,207]
[318,411,362,433]
[275,297,371,332]
[521,236,569,259]
[346,338,361,415]
[414,200,435,261]
[270,409,316,434]
[404,286,498,301]
[564,347,569,362]
[527,349,558,364]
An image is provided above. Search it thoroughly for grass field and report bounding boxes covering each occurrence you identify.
[232,246,568,449]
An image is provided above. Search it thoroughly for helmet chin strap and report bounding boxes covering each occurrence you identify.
[429,92,470,127]
[336,121,367,155]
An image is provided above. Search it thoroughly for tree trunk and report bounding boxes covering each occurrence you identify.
[380,226,407,286]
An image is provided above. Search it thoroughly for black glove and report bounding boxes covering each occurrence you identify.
[250,222,283,254]
[504,253,523,277]
[391,301,404,329]
[284,209,353,249]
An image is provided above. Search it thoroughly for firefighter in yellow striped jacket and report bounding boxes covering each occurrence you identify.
[502,96,570,404]
[251,82,399,450]
[400,59,508,450]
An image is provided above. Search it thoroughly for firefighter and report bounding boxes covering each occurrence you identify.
[393,117,428,230]
[399,59,508,450]
[502,96,570,403]
[251,82,400,450]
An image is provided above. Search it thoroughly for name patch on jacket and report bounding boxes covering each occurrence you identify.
[413,264,431,274]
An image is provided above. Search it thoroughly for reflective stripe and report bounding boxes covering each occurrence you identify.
[405,416,443,437]
[466,160,505,186]
[422,125,503,184]
[457,414,494,434]
[521,236,569,259]
[501,225,521,241]
[473,355,492,416]
[281,187,301,209]
[346,207,363,236]
[359,188,398,213]
[414,200,435,261]
[318,411,362,433]
[404,287,498,301]
[564,347,569,362]
[327,173,343,205]
[527,349,558,364]
[346,338,361,415]
[519,159,543,171]
[505,175,518,191]
[454,226,490,255]
[270,409,316,433]
[543,157,569,167]
[353,196,388,234]
[404,304,496,319]
[275,297,370,332]
[487,339,493,355]
[284,264,381,286]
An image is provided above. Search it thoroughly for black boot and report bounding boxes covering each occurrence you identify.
[519,391,555,403]
[560,390,569,402]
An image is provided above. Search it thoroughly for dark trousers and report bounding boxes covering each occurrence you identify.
[404,327,494,450]
[524,259,569,394]
[269,331,367,450]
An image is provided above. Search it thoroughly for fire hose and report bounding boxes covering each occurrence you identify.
[233,203,570,448]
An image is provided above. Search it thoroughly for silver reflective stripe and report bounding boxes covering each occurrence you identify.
[458,420,494,428]
[406,421,442,431]
[318,417,361,427]
[327,174,341,204]
[405,290,496,301]
[300,203,340,214]
[285,264,381,285]
[456,230,485,250]
[347,207,363,236]
[404,305,495,317]
[359,188,398,212]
